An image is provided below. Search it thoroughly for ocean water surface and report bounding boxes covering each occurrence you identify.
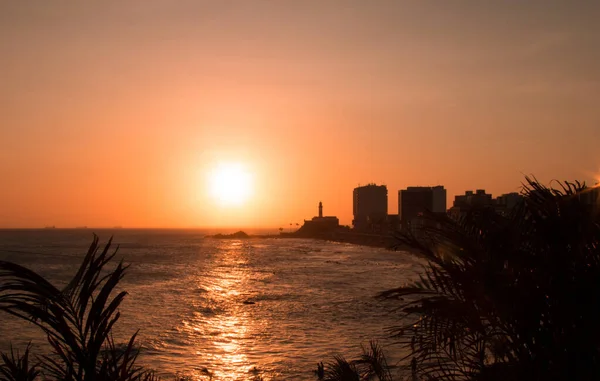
[0,229,423,380]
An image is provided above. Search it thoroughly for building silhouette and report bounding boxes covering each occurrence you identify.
[454,189,493,208]
[398,186,447,228]
[295,201,339,237]
[353,184,388,230]
[449,189,529,217]
[449,189,491,217]
[494,192,523,215]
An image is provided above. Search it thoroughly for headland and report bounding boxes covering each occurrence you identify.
[206,230,396,249]
[206,201,400,249]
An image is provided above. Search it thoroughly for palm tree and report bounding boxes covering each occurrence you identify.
[317,341,394,381]
[378,177,600,381]
[0,236,156,381]
[0,344,39,381]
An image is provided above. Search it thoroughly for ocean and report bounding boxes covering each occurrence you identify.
[0,229,423,380]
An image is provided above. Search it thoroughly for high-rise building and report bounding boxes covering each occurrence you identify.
[431,186,447,213]
[353,184,388,230]
[399,186,447,227]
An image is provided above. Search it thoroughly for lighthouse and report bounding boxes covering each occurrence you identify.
[295,200,340,236]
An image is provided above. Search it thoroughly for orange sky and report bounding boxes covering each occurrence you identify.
[1,1,599,228]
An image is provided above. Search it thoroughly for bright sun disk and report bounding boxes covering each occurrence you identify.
[208,163,254,206]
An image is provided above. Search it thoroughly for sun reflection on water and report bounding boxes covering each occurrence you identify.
[139,237,418,380]
[183,241,265,381]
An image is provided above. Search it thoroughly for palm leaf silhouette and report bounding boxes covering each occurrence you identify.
[0,235,154,381]
[0,344,39,381]
[379,177,600,380]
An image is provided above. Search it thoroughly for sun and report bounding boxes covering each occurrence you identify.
[208,162,254,206]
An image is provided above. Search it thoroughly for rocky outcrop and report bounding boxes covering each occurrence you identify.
[208,231,250,239]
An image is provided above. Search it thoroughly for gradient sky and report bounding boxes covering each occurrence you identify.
[1,1,599,228]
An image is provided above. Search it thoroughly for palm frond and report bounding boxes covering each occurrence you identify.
[323,356,360,381]
[0,236,145,381]
[354,341,393,381]
[0,344,39,381]
[381,177,600,380]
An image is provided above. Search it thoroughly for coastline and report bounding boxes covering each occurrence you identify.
[207,231,401,250]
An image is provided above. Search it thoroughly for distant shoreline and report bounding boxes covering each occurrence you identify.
[0,228,400,250]
[206,230,399,250]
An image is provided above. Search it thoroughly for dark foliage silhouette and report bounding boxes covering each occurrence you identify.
[317,341,394,381]
[378,177,600,380]
[0,345,39,381]
[0,236,156,381]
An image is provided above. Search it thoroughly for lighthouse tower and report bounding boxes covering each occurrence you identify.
[318,201,323,218]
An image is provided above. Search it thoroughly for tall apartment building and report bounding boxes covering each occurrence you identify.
[398,186,447,227]
[352,184,388,230]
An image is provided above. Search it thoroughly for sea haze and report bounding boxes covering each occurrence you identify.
[0,229,422,380]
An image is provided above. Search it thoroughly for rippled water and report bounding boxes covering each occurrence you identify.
[0,229,423,380]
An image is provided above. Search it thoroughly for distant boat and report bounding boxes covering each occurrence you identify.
[44,225,56,229]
